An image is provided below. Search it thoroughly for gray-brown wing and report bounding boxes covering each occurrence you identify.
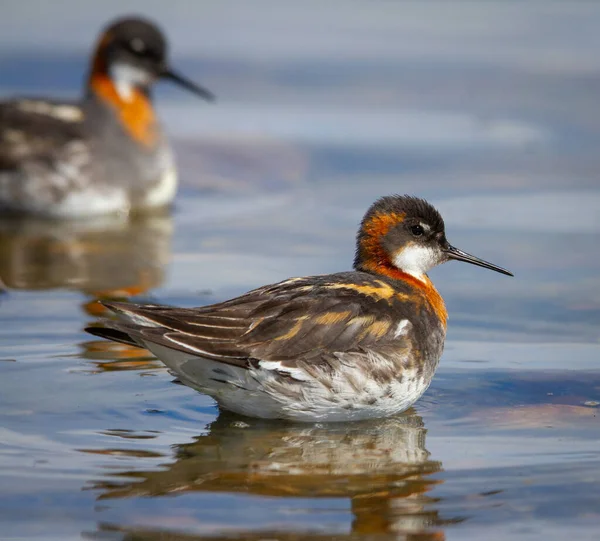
[0,99,91,210]
[95,275,411,369]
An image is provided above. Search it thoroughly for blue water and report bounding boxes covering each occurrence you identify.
[1,2,599,540]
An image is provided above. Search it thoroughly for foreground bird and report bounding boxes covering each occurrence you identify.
[87,195,512,422]
[0,16,214,218]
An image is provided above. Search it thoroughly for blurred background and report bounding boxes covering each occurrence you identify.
[0,2,599,540]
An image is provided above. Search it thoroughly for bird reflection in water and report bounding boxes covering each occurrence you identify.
[91,411,455,540]
[0,213,172,370]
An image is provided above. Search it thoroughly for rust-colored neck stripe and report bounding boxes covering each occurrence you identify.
[87,36,158,148]
[358,211,448,328]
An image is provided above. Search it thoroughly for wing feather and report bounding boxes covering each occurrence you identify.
[89,274,414,369]
[0,100,91,212]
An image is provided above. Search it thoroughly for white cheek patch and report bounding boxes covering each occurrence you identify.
[393,244,440,281]
[110,63,153,101]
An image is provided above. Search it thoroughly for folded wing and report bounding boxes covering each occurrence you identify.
[87,275,411,370]
[0,100,91,211]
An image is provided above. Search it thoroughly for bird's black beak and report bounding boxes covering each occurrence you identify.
[444,244,513,276]
[161,68,215,102]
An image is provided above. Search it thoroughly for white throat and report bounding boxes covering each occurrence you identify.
[393,244,439,282]
[110,63,152,102]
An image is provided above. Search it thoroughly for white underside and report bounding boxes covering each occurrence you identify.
[143,341,431,423]
[140,166,178,209]
[46,186,130,218]
[0,166,178,219]
[60,167,177,218]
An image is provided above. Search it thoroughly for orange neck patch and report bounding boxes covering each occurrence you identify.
[358,211,448,328]
[399,272,448,329]
[89,71,158,148]
[358,210,412,283]
[358,211,405,274]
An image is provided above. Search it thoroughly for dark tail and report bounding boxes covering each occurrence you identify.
[85,326,141,348]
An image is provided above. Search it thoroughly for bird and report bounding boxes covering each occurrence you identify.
[0,16,215,219]
[86,195,513,422]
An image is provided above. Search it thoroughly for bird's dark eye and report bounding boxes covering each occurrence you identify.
[125,39,162,62]
[410,224,424,237]
[129,38,146,54]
